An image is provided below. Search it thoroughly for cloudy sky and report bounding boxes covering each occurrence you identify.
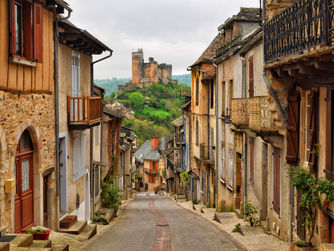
[66,0,260,79]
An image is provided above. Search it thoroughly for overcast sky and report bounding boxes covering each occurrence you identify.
[66,0,260,79]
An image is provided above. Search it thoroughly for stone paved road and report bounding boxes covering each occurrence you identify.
[83,193,243,251]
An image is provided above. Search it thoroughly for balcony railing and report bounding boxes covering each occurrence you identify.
[249,96,278,134]
[144,168,158,175]
[199,144,215,164]
[231,98,249,128]
[264,0,334,63]
[67,96,102,129]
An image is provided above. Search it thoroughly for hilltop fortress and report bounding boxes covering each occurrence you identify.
[118,49,177,94]
[132,49,176,85]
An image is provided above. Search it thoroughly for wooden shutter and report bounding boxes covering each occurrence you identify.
[196,77,199,105]
[307,91,319,172]
[33,2,43,62]
[273,147,280,215]
[286,91,300,165]
[248,56,254,97]
[249,138,254,186]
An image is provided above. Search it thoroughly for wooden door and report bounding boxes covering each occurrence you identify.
[14,130,34,232]
[235,153,242,210]
[330,219,334,243]
[273,147,280,215]
[43,175,48,227]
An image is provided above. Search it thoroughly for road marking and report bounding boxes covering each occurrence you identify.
[148,195,171,251]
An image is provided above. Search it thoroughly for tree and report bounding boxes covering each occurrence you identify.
[129,92,144,112]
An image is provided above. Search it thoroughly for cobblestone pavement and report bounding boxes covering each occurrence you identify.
[83,193,243,251]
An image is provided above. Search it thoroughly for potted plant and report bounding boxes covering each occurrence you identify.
[18,228,51,240]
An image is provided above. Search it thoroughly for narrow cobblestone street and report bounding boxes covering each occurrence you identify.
[83,193,243,251]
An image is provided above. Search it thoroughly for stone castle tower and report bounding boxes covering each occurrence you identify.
[132,49,173,84]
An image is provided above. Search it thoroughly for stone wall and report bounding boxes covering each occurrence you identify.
[0,91,56,231]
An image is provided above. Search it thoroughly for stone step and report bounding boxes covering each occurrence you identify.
[58,221,87,235]
[30,240,52,248]
[77,224,97,240]
[10,234,33,247]
[0,243,9,251]
[51,244,69,251]
[59,216,77,229]
[97,208,116,223]
[320,243,334,251]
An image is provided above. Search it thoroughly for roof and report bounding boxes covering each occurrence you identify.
[143,149,160,162]
[103,107,124,119]
[47,0,72,12]
[218,8,261,31]
[180,101,191,111]
[191,34,224,67]
[135,140,152,163]
[171,116,184,127]
[159,137,166,151]
[58,19,112,55]
[189,168,200,178]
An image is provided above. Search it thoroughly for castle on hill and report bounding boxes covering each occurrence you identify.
[131,49,177,85]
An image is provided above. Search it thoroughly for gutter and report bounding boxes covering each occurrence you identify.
[213,62,218,209]
[54,7,72,229]
[90,49,113,219]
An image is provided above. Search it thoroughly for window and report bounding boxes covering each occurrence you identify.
[249,138,255,186]
[95,126,99,145]
[196,77,199,105]
[228,80,233,112]
[228,150,234,187]
[248,56,254,97]
[210,79,214,109]
[196,119,199,146]
[222,81,226,116]
[273,147,280,215]
[10,0,43,61]
[73,132,86,182]
[221,147,226,179]
[94,165,100,197]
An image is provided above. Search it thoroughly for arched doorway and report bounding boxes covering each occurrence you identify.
[14,130,34,231]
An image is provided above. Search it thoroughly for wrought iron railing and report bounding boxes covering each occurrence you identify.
[264,0,334,63]
[144,168,158,174]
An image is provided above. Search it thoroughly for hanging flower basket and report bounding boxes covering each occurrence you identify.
[18,228,51,240]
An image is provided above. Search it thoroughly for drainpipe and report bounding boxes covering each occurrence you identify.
[213,62,218,209]
[90,50,112,218]
[54,6,72,229]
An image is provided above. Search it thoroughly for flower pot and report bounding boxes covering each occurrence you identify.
[19,229,51,240]
[290,243,316,251]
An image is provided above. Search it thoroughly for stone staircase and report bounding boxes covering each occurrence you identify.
[176,194,187,203]
[0,233,68,251]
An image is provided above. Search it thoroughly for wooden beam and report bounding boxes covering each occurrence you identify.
[314,62,334,73]
[277,68,290,78]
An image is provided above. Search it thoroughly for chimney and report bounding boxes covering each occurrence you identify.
[152,136,159,150]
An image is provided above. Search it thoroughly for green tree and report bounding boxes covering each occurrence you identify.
[129,92,145,112]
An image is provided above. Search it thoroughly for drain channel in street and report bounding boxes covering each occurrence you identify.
[148,195,171,251]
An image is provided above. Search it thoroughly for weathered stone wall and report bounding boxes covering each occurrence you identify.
[0,91,56,231]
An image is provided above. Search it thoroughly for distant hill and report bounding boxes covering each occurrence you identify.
[172,74,191,86]
[95,78,130,96]
[95,74,190,97]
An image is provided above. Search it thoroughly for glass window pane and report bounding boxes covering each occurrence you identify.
[15,4,21,55]
[21,160,30,191]
[20,130,32,151]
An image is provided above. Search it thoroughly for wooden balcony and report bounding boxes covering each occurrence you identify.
[264,0,334,64]
[67,96,102,130]
[231,98,249,128]
[144,168,158,175]
[249,96,278,134]
[199,144,215,165]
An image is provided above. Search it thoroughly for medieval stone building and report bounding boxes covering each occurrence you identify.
[132,49,173,84]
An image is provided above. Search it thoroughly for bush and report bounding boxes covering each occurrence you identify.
[295,240,307,247]
[243,201,260,226]
[92,213,109,225]
[101,182,122,212]
[232,223,241,233]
